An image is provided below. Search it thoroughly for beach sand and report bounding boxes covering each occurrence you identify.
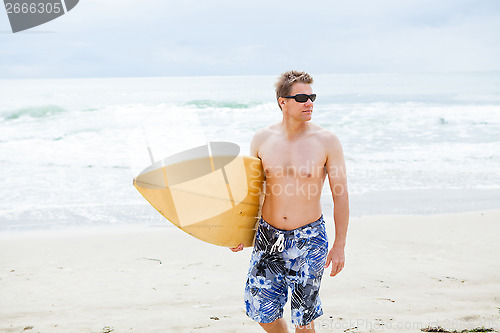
[1,210,499,333]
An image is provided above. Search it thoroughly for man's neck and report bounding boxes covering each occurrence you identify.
[281,118,308,139]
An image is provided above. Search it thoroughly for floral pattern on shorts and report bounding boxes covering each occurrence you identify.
[244,216,328,326]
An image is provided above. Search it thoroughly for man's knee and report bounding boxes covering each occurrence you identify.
[259,317,289,332]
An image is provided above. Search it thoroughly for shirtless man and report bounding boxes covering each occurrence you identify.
[231,70,349,333]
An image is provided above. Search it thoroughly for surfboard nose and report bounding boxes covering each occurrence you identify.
[134,142,248,227]
[133,143,264,247]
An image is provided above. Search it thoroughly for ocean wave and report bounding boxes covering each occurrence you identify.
[1,105,67,121]
[185,99,261,109]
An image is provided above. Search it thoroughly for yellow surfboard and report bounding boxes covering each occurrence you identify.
[133,142,264,247]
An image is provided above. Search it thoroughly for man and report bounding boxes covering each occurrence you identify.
[231,70,349,333]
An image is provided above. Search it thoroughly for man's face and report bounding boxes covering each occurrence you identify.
[280,82,314,121]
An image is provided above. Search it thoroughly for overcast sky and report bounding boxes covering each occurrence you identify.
[1,0,499,78]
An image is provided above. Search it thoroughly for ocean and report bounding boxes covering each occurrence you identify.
[1,72,499,232]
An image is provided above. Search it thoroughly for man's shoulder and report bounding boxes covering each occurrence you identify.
[253,123,280,140]
[250,123,280,157]
[308,123,340,143]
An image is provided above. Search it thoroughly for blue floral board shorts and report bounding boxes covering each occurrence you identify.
[244,215,329,326]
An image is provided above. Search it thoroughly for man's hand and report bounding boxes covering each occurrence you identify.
[324,245,345,277]
[229,243,244,252]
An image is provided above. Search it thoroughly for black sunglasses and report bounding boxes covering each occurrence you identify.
[283,93,316,103]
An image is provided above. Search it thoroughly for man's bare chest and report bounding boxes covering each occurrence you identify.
[259,138,326,179]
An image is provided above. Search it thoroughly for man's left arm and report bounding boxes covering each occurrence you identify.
[324,133,350,277]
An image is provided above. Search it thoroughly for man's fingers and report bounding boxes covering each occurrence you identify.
[329,261,345,277]
[324,257,331,268]
[229,243,244,252]
[330,265,338,277]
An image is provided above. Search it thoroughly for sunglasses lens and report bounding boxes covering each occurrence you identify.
[295,94,316,103]
[285,94,317,102]
[295,94,308,103]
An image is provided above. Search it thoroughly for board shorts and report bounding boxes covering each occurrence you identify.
[244,215,329,326]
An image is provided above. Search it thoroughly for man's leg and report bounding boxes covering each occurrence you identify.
[259,318,289,333]
[289,220,328,332]
[295,320,315,332]
[246,221,289,331]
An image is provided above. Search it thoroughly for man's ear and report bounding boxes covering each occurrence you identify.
[279,97,286,109]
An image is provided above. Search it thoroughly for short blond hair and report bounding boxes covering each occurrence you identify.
[274,70,314,110]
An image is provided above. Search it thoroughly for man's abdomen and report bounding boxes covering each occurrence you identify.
[261,178,323,230]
